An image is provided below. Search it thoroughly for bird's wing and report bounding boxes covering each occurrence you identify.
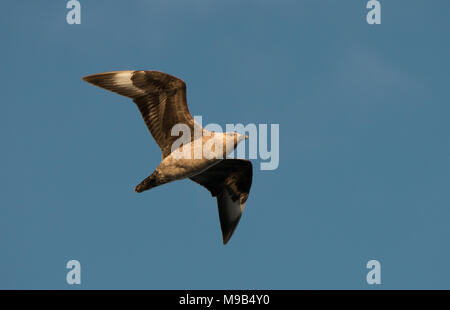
[190,159,253,244]
[82,70,201,157]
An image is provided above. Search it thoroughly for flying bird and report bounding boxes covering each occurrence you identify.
[82,70,252,244]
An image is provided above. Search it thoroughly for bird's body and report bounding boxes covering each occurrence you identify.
[82,70,253,244]
[154,133,237,180]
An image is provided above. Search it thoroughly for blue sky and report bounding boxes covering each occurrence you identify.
[1,0,449,289]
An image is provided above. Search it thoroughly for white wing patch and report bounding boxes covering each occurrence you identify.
[111,71,147,96]
[218,188,245,244]
[223,189,244,220]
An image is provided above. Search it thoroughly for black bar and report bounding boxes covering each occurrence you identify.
[1,290,449,307]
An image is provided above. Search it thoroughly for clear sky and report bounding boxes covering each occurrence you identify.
[1,0,449,289]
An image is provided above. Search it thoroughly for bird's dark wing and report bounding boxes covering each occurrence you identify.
[190,159,253,244]
[82,70,201,157]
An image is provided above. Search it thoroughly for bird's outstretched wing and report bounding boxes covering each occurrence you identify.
[190,159,253,244]
[82,70,200,157]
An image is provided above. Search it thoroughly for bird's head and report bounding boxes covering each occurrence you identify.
[225,132,248,148]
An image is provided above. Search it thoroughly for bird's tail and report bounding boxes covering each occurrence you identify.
[134,170,163,193]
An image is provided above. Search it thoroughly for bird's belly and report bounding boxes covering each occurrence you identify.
[157,156,222,182]
[156,136,228,181]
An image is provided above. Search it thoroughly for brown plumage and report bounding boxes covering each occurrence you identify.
[83,70,253,244]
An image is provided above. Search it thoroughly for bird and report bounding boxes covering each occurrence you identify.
[82,70,253,245]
